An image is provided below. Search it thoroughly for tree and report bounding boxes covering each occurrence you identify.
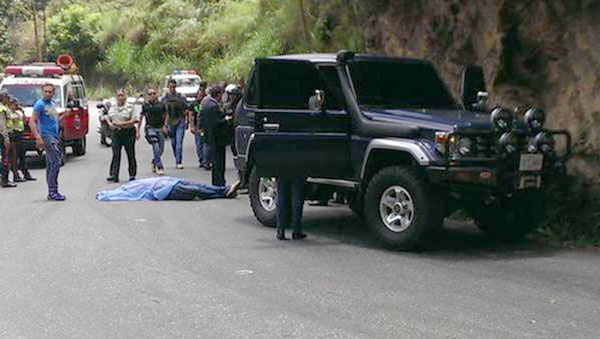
[46,5,101,73]
[0,16,13,66]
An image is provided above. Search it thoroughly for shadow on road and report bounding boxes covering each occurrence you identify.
[270,205,561,260]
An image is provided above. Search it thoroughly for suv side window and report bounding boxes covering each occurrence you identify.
[246,68,258,107]
[259,61,325,110]
[318,65,345,111]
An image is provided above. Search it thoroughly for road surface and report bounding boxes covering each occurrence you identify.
[0,102,598,338]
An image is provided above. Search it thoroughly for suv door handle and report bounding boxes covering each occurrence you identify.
[264,123,280,132]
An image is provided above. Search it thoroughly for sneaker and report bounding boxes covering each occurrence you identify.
[47,191,66,201]
[151,161,156,173]
[157,168,165,176]
[129,177,136,181]
[176,164,184,170]
[106,176,119,183]
[1,181,16,188]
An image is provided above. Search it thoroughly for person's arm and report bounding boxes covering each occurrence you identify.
[137,107,146,131]
[28,105,43,150]
[0,112,9,146]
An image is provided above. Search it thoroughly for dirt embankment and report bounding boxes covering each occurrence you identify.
[365,0,600,180]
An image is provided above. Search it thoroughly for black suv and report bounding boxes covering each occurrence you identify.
[234,51,571,249]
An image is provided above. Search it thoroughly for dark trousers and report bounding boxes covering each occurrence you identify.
[10,133,28,176]
[110,129,137,179]
[211,144,226,186]
[276,177,305,233]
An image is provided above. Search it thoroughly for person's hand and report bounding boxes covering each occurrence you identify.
[4,139,10,149]
[35,136,44,150]
[190,127,196,135]
[225,115,233,122]
[135,129,140,140]
[161,126,167,134]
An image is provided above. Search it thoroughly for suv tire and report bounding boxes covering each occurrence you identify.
[248,166,277,228]
[73,136,86,156]
[364,166,441,250]
[472,191,544,241]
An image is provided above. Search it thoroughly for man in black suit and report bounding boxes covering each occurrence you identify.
[202,85,230,186]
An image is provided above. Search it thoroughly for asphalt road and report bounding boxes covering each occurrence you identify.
[0,103,599,338]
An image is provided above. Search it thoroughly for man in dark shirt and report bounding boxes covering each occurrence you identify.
[202,85,230,186]
[139,87,167,175]
[161,79,189,169]
[189,81,210,169]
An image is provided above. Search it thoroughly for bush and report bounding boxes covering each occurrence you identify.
[540,175,600,245]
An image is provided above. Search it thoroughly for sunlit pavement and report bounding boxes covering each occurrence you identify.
[0,103,598,337]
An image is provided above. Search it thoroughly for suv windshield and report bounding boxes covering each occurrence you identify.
[349,60,458,110]
[176,78,200,87]
[0,84,62,107]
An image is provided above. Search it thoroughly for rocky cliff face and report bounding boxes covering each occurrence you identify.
[364,0,600,179]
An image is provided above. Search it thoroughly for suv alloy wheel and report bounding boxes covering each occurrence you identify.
[248,166,277,227]
[364,166,442,249]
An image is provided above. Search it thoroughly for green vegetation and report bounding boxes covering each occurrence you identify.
[4,0,369,94]
[540,175,600,246]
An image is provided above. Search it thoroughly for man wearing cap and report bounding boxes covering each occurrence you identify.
[29,83,68,200]
[0,93,15,188]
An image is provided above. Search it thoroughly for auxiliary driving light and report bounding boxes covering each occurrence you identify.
[534,131,555,155]
[499,131,518,154]
[491,107,513,132]
[458,137,473,156]
[524,107,545,132]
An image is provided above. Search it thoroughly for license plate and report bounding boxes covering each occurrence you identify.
[518,175,542,189]
[519,154,544,171]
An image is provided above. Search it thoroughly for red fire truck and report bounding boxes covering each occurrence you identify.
[0,56,89,158]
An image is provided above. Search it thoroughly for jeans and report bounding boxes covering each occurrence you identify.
[147,127,165,169]
[43,136,62,192]
[194,131,210,167]
[276,177,305,233]
[110,129,137,179]
[167,180,229,200]
[170,120,185,165]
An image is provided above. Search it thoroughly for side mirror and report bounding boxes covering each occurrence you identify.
[67,99,81,109]
[461,65,486,111]
[309,89,326,111]
[471,91,489,112]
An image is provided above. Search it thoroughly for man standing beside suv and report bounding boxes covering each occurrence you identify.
[202,85,230,187]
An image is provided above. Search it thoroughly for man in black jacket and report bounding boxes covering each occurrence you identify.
[202,85,230,186]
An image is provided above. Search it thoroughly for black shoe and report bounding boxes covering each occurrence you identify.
[13,176,25,183]
[292,232,307,240]
[106,176,119,183]
[277,229,288,241]
[129,177,136,181]
[308,200,328,206]
[24,174,37,181]
[1,181,16,188]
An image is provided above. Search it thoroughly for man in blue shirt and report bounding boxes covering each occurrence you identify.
[29,83,67,201]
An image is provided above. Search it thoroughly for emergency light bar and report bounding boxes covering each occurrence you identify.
[172,70,198,75]
[4,65,64,77]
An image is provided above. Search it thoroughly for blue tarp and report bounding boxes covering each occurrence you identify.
[96,177,184,201]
